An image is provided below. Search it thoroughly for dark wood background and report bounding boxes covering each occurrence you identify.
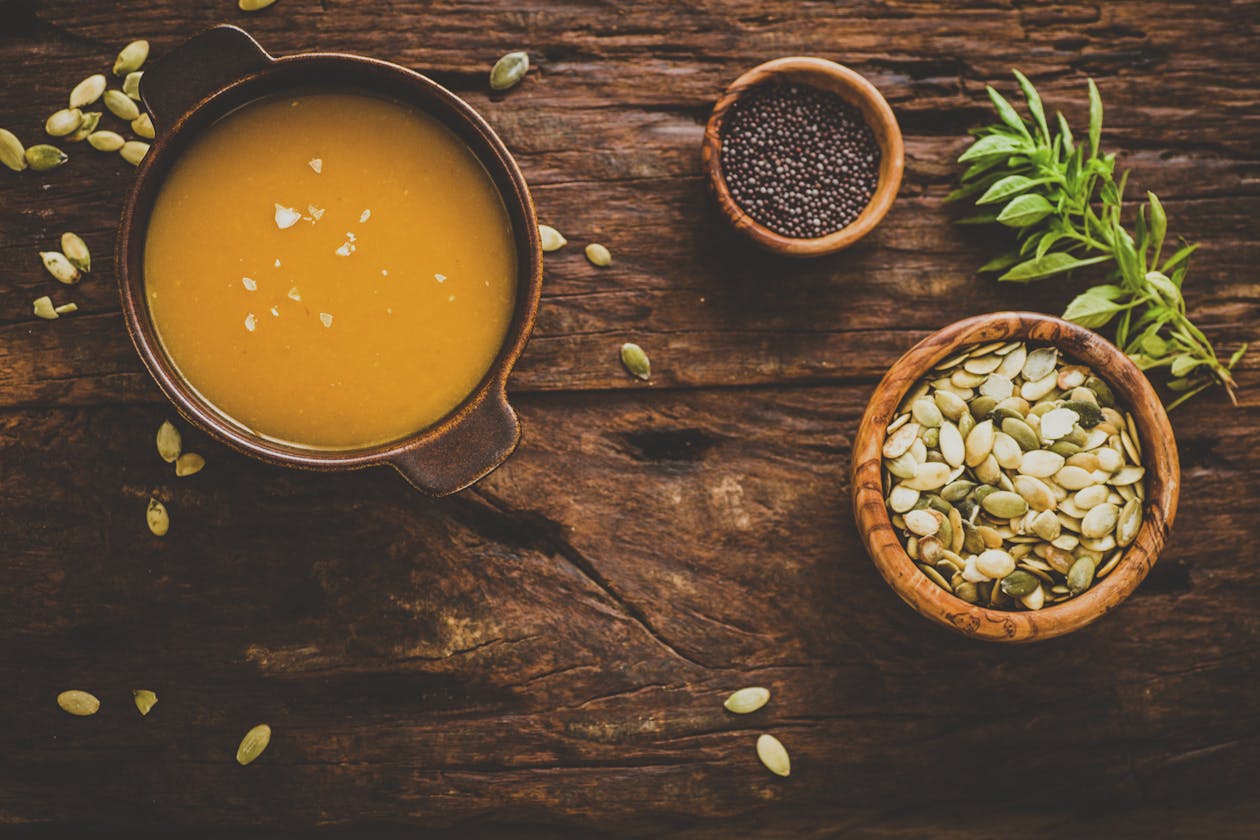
[1,1,1257,836]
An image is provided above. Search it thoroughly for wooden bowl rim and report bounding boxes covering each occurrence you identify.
[851,312,1181,642]
[701,56,905,257]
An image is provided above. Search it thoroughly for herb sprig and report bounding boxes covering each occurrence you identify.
[951,70,1244,408]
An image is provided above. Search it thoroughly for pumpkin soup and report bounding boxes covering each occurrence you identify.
[144,92,517,449]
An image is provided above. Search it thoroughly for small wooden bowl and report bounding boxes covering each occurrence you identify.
[702,57,904,257]
[851,312,1180,642]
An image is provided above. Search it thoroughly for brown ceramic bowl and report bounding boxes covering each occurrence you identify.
[117,26,543,496]
[701,57,904,257]
[851,312,1180,642]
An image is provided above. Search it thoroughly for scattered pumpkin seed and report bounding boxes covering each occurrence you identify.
[33,296,58,320]
[57,690,101,716]
[240,0,279,10]
[539,224,566,252]
[25,143,68,171]
[104,89,140,121]
[881,341,1146,611]
[40,251,80,284]
[61,232,90,272]
[120,140,149,166]
[723,686,770,714]
[755,733,790,777]
[156,420,181,462]
[113,40,149,76]
[131,113,155,139]
[123,71,144,100]
[175,453,205,477]
[68,111,101,143]
[585,242,612,266]
[70,73,107,108]
[620,342,650,380]
[146,497,169,536]
[236,723,272,765]
[54,302,78,315]
[88,130,125,152]
[1,127,27,171]
[45,108,83,138]
[133,689,158,716]
[489,50,529,90]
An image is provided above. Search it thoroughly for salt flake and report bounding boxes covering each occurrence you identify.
[319,312,333,328]
[274,203,301,230]
[244,313,257,332]
[308,158,323,174]
[242,276,257,291]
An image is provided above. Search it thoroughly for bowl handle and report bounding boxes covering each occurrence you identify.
[140,25,273,132]
[389,390,522,496]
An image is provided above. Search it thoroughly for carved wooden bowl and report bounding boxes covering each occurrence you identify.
[701,56,904,257]
[852,312,1180,642]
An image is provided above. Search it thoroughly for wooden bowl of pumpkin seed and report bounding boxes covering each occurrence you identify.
[852,311,1180,642]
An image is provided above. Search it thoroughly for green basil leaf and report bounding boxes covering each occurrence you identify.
[1166,377,1198,392]
[1036,230,1070,259]
[958,133,1026,163]
[987,85,1031,138]
[996,193,1054,228]
[1056,111,1074,153]
[961,159,1001,182]
[1012,69,1050,141]
[1145,271,1184,307]
[1147,191,1167,265]
[1088,78,1102,157]
[976,174,1047,205]
[1229,343,1249,368]
[1161,243,1197,273]
[998,252,1109,282]
[1140,331,1169,358]
[978,251,1023,273]
[1170,355,1202,377]
[1063,286,1126,328]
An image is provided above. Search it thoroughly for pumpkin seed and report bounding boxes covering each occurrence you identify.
[911,398,942,428]
[964,353,1002,375]
[1067,556,1096,595]
[40,251,80,284]
[156,420,181,462]
[68,111,100,142]
[123,71,144,100]
[886,452,918,480]
[723,686,770,714]
[585,242,612,266]
[45,108,83,137]
[538,224,566,252]
[755,733,790,777]
[120,140,149,166]
[1040,407,1079,440]
[113,40,149,76]
[1,127,26,171]
[1096,550,1124,579]
[489,51,529,90]
[1000,570,1039,597]
[975,548,1016,579]
[619,342,650,380]
[1116,498,1141,547]
[1081,503,1118,539]
[133,689,158,716]
[919,563,953,592]
[146,498,169,536]
[33,296,58,320]
[1019,449,1064,478]
[131,113,155,139]
[69,73,107,108]
[57,690,100,716]
[26,144,68,171]
[88,130,125,151]
[1020,584,1046,610]
[903,462,950,491]
[61,233,90,272]
[964,419,995,467]
[1022,347,1058,381]
[175,453,205,477]
[104,89,140,121]
[236,723,272,765]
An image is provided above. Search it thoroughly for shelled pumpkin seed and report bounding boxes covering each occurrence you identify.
[1,128,26,171]
[489,51,529,91]
[61,232,90,272]
[113,40,149,76]
[70,74,107,108]
[880,341,1146,611]
[123,71,143,100]
[67,111,101,143]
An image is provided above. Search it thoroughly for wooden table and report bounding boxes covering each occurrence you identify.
[2,1,1257,835]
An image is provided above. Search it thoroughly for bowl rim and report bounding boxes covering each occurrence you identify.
[117,37,543,491]
[851,312,1181,642]
[701,56,904,257]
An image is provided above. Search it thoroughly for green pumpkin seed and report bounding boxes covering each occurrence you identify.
[236,723,272,765]
[1080,503,1119,539]
[57,690,100,716]
[1,127,26,171]
[1000,570,1039,597]
[68,111,101,142]
[120,140,149,166]
[156,421,181,462]
[490,50,529,90]
[1062,400,1103,428]
[33,296,59,320]
[755,733,790,777]
[123,71,144,100]
[585,242,612,266]
[131,113,155,139]
[538,224,566,252]
[146,498,169,536]
[240,0,279,8]
[980,490,1027,519]
[25,144,67,171]
[40,251,81,284]
[619,342,650,380]
[88,130,126,152]
[133,689,158,716]
[175,453,205,477]
[61,232,90,272]
[918,563,953,592]
[113,40,149,76]
[70,73,107,108]
[723,686,770,714]
[45,108,83,138]
[968,395,997,419]
[104,89,140,121]
[1067,556,1096,595]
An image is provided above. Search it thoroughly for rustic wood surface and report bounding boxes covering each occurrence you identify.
[2,0,1258,835]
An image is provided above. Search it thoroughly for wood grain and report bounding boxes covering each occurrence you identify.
[1,0,1258,835]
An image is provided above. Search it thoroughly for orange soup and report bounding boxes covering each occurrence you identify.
[145,92,517,449]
